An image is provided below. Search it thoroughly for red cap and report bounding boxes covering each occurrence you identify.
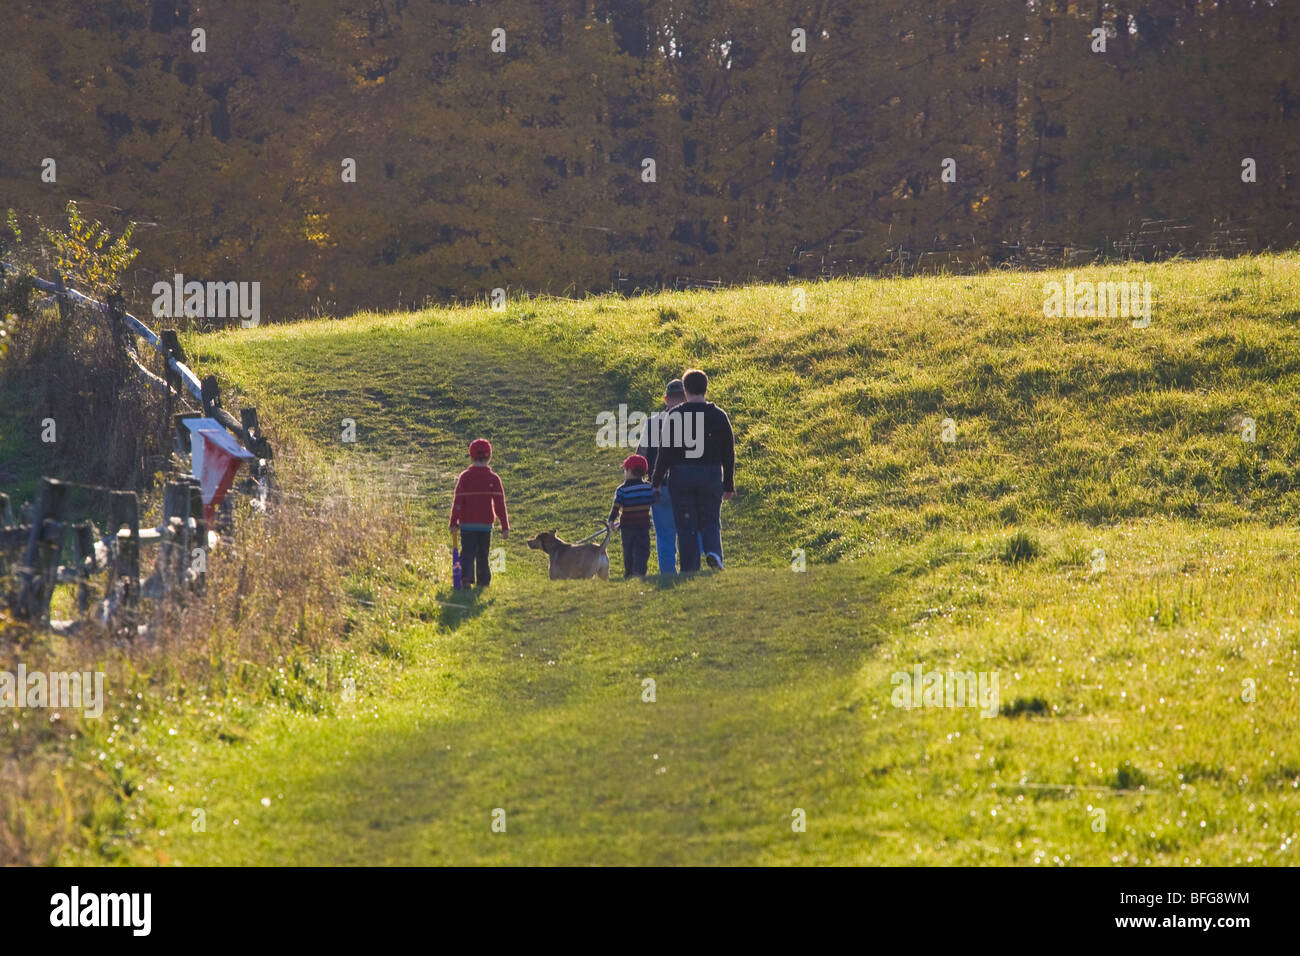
[622,454,649,475]
[469,438,492,460]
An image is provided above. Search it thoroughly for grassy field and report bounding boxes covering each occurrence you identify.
[27,254,1300,864]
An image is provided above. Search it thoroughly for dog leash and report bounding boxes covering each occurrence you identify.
[572,523,612,545]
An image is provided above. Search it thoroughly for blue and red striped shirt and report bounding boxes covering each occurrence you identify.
[609,478,654,529]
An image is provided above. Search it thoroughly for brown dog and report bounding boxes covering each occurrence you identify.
[527,525,611,580]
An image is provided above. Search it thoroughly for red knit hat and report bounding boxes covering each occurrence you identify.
[469,438,492,460]
[622,453,648,475]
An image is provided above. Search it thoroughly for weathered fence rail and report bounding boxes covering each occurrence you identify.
[0,260,271,459]
[0,262,274,633]
[2,260,202,398]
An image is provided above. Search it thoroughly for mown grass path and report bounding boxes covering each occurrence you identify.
[135,568,893,865]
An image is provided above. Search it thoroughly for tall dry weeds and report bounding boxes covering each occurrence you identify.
[0,445,414,864]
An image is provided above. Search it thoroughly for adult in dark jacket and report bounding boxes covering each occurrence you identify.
[638,378,701,574]
[649,368,735,571]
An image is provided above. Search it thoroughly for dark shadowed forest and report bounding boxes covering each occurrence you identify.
[2,0,1296,319]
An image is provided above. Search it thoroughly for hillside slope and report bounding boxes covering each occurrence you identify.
[95,254,1300,865]
[192,254,1300,565]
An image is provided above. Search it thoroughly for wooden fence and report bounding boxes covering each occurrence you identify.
[1,475,210,632]
[0,262,273,633]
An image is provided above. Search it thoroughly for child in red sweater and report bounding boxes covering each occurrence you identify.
[449,438,510,588]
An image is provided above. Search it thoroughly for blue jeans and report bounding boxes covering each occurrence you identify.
[651,484,703,574]
[668,463,723,573]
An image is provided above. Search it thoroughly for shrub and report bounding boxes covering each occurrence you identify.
[1000,530,1041,565]
[1,204,163,489]
[40,201,138,297]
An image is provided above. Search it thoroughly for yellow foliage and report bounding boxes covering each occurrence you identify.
[40,201,138,295]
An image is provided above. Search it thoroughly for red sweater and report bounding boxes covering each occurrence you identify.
[449,465,509,532]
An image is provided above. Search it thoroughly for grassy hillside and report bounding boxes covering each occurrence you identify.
[187,254,1300,560]
[46,253,1300,864]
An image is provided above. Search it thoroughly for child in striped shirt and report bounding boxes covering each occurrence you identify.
[608,454,653,577]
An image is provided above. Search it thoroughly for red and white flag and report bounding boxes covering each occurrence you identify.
[183,418,256,523]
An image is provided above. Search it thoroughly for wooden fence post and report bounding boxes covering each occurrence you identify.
[105,288,126,346]
[37,516,65,623]
[109,490,140,617]
[162,479,192,592]
[160,330,186,385]
[201,375,221,417]
[72,521,95,614]
[53,272,72,321]
[17,477,68,622]
[185,479,207,594]
[160,330,186,455]
[174,412,201,455]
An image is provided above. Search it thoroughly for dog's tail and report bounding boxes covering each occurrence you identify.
[597,523,612,552]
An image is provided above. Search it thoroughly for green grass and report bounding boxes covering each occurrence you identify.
[0,378,55,506]
[49,253,1300,864]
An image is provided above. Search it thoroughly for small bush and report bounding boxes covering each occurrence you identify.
[1111,761,1149,791]
[1,204,163,488]
[39,202,138,297]
[1001,530,1041,564]
[1001,696,1049,717]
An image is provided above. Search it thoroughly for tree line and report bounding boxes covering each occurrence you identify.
[1,0,1295,320]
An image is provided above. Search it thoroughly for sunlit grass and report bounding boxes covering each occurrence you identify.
[22,252,1300,865]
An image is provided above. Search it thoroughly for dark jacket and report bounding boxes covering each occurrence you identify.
[649,401,736,492]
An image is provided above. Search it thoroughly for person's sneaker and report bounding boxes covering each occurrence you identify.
[705,552,723,570]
